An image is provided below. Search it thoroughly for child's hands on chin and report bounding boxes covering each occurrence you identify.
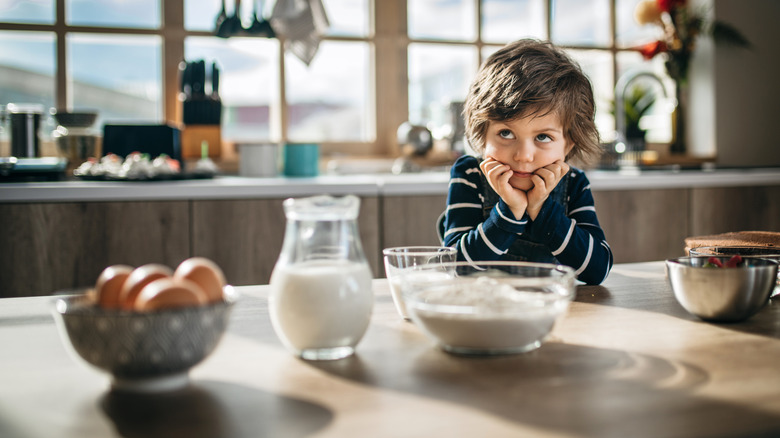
[480,157,529,219]
[526,160,569,220]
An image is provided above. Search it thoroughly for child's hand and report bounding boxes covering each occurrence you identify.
[480,157,529,219]
[526,160,569,220]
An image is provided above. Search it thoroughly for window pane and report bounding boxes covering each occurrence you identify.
[551,0,610,47]
[616,51,674,143]
[186,36,279,142]
[324,0,369,37]
[67,0,160,28]
[408,0,476,41]
[186,0,256,33]
[565,49,613,142]
[0,0,54,24]
[0,31,56,109]
[616,0,661,48]
[481,44,502,61]
[286,41,371,142]
[408,43,476,133]
[482,0,546,43]
[186,0,221,31]
[68,34,162,125]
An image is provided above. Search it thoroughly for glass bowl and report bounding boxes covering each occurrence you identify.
[400,261,575,355]
[382,246,458,320]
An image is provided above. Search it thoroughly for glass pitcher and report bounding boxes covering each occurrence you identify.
[268,195,373,360]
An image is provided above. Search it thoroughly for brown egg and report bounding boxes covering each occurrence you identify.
[94,265,134,309]
[174,257,226,303]
[119,264,174,310]
[133,277,207,311]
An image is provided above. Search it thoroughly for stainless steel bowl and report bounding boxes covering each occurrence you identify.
[666,256,778,322]
[688,246,780,298]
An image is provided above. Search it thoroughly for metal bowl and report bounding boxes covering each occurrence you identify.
[401,261,575,355]
[52,110,98,128]
[52,287,237,392]
[688,246,780,298]
[666,257,778,322]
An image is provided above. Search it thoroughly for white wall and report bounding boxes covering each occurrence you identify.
[710,0,780,167]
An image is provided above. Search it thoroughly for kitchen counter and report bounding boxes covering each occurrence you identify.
[1,261,779,437]
[2,167,780,202]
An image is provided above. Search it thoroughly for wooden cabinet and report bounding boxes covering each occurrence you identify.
[593,185,780,264]
[592,189,691,263]
[380,194,447,249]
[0,201,189,297]
[2,182,778,297]
[377,194,448,278]
[191,196,381,286]
[690,185,780,236]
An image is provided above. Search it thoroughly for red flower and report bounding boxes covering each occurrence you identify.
[639,40,668,60]
[657,0,686,13]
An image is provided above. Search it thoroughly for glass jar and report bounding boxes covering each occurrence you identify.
[269,195,373,360]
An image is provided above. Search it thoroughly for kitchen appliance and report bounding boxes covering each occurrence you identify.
[7,103,44,158]
[102,124,182,162]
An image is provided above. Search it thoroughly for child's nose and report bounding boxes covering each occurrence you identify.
[513,141,534,162]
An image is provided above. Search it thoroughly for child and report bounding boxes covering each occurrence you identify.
[443,39,612,285]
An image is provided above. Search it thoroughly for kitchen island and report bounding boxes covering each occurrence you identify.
[2,168,780,296]
[1,261,779,438]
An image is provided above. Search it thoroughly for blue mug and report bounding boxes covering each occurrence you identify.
[283,143,320,177]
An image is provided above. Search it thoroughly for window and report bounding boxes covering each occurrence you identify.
[0,0,671,160]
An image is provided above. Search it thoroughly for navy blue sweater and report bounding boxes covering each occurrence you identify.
[443,155,613,285]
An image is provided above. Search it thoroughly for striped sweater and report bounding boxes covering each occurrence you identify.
[443,155,613,285]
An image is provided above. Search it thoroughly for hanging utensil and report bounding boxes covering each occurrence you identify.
[214,0,230,38]
[222,0,243,37]
[247,0,275,37]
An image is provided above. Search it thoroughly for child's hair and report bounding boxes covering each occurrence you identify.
[463,39,601,166]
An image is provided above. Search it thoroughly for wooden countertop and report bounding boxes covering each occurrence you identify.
[2,167,780,203]
[1,261,779,437]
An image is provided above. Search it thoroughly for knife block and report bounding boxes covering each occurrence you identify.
[181,125,221,159]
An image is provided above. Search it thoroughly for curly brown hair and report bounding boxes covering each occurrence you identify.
[463,39,601,167]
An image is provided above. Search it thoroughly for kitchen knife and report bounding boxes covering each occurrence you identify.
[212,62,220,99]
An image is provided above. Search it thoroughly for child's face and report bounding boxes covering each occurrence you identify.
[483,112,572,192]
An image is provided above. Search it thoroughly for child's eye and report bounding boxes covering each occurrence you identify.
[498,129,515,139]
[535,134,552,143]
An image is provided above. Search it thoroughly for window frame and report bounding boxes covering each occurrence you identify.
[0,0,638,158]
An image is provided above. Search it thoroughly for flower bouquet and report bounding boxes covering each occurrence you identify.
[634,0,749,84]
[633,0,749,153]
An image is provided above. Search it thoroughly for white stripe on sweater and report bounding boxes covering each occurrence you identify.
[460,235,474,263]
[449,177,477,189]
[447,202,482,210]
[575,234,594,276]
[552,219,575,256]
[444,226,473,237]
[496,204,527,225]
[478,223,507,255]
[459,235,486,271]
[569,206,596,215]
